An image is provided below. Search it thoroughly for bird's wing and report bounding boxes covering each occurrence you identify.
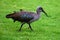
[19,13,34,22]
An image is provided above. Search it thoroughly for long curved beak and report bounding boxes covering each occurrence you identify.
[42,9,48,17]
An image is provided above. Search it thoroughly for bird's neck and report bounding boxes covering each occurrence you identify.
[36,12,41,19]
[36,11,42,18]
[36,11,41,15]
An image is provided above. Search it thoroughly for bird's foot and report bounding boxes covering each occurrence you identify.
[31,29,33,31]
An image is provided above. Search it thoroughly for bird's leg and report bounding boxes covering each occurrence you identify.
[19,23,25,31]
[28,23,33,31]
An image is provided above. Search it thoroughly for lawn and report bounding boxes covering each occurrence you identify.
[0,0,60,40]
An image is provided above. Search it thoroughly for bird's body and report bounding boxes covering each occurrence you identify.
[6,6,48,31]
[16,13,34,23]
[7,11,41,23]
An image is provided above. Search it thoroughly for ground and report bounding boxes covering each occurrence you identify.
[0,0,60,40]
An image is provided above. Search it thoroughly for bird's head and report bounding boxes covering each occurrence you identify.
[6,11,16,18]
[37,6,48,17]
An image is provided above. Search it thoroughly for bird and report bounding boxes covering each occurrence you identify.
[6,6,48,31]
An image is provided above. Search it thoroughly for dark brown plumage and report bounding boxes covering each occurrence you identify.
[6,6,48,31]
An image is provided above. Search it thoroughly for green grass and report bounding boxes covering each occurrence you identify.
[0,0,60,40]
